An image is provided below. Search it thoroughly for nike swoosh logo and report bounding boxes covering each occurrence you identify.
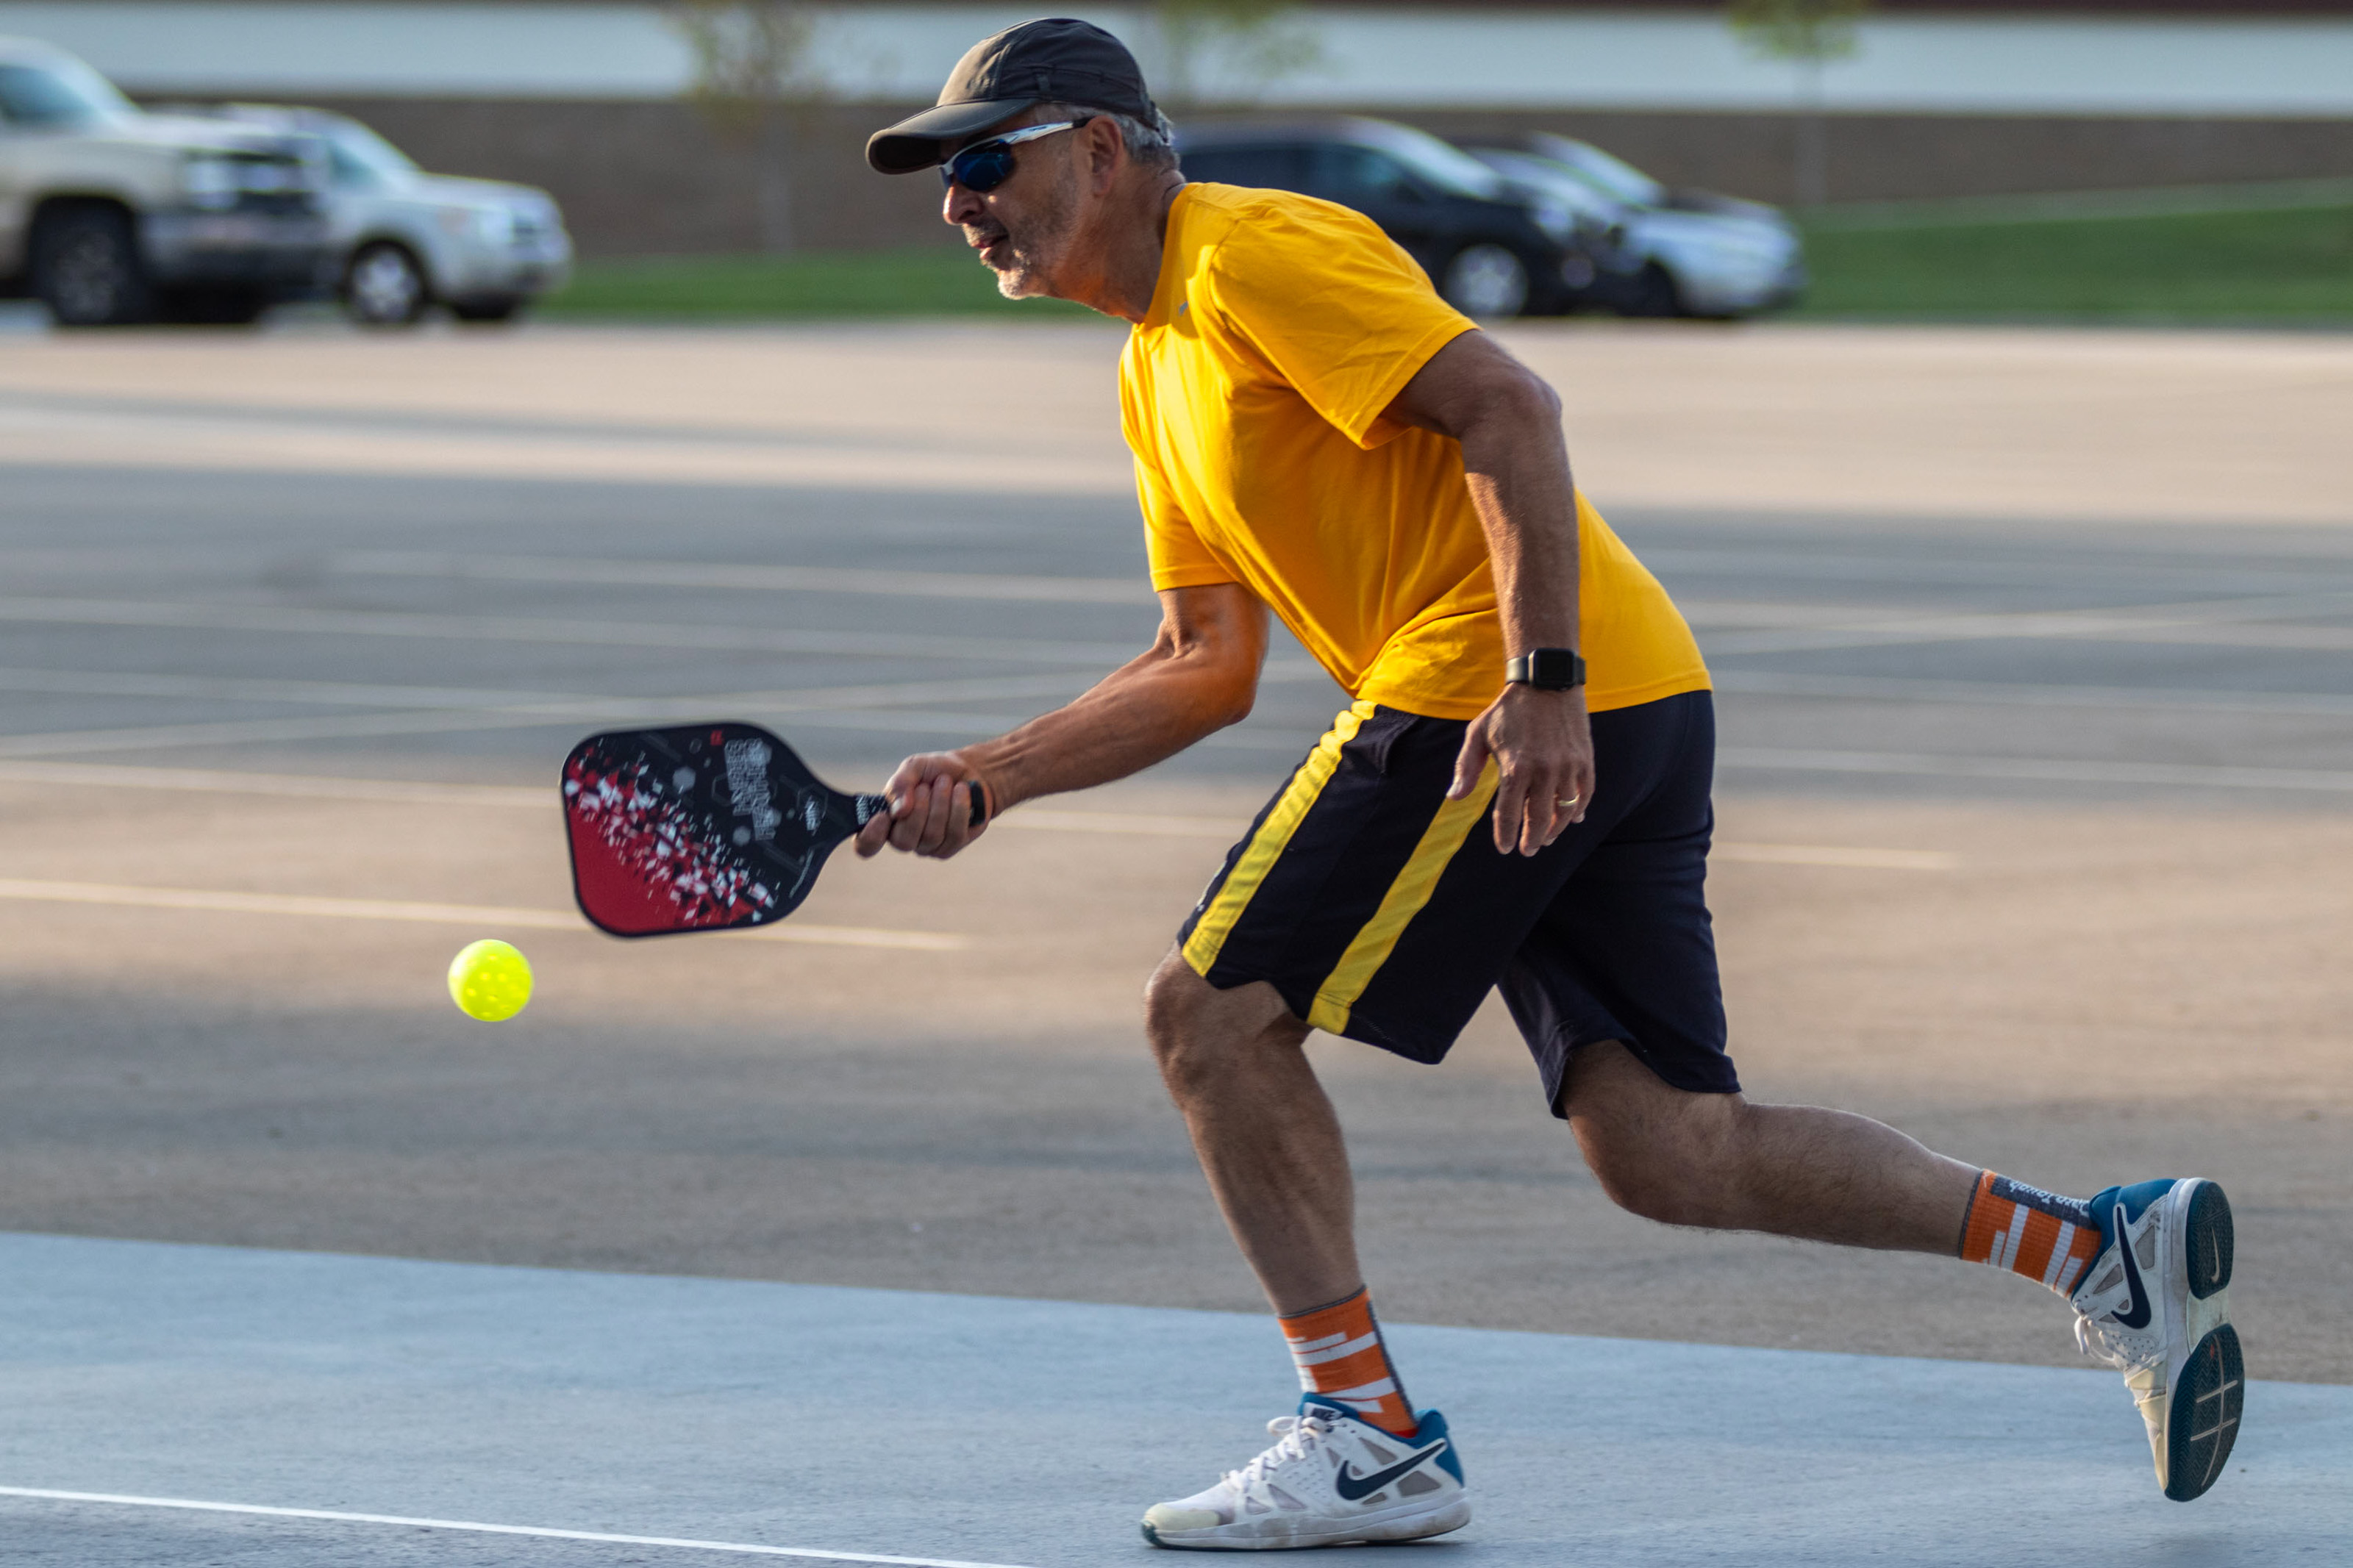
[1332,1439,1449,1502]
[2113,1217,2154,1331]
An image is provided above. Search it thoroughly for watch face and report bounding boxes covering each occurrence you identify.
[1530,649,1583,688]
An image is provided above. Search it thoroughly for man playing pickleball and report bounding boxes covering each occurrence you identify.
[859,20,2241,1550]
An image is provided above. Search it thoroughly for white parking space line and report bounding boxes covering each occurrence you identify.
[1721,745,2353,792]
[0,1486,1033,1568]
[0,762,1958,867]
[0,759,549,806]
[0,881,965,951]
[0,401,1134,498]
[0,598,1140,665]
[1690,588,2353,657]
[333,551,1151,605]
[1713,843,1957,871]
[1712,669,2353,718]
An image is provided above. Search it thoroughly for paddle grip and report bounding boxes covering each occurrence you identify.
[851,785,988,831]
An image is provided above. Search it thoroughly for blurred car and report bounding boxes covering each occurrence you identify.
[1174,117,1602,318]
[170,103,571,326]
[0,37,332,326]
[1462,133,1804,319]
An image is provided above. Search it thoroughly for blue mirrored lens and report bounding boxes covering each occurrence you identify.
[941,145,1015,193]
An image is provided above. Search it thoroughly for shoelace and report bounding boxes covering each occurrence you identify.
[1226,1413,1335,1492]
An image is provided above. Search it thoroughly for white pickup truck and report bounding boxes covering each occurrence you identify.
[0,37,335,325]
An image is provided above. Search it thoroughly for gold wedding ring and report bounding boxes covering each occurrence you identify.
[1557,795,1580,808]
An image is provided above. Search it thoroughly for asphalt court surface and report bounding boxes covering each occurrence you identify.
[5,1234,2347,1568]
[1,323,2349,1561]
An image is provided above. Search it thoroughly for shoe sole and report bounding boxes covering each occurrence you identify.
[2165,1322,2243,1502]
[1142,1494,1471,1551]
[2184,1178,2233,1300]
[2165,1181,2240,1502]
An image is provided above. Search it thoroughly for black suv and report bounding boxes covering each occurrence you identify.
[1173,117,1594,318]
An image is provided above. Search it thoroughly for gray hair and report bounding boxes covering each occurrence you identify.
[1039,100,1179,171]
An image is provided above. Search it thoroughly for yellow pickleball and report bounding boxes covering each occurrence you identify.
[448,939,533,1022]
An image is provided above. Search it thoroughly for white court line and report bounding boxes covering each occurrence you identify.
[0,881,966,951]
[335,550,1149,606]
[0,1486,1032,1567]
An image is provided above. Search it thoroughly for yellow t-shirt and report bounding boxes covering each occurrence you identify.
[1119,182,1709,720]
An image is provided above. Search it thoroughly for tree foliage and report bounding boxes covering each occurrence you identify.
[668,0,822,140]
[1728,0,1868,64]
[1153,0,1324,106]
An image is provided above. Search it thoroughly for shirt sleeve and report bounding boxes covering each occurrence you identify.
[1136,454,1236,593]
[1203,199,1478,450]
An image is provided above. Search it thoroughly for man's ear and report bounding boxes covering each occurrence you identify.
[1085,117,1125,193]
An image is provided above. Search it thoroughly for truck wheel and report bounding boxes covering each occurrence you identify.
[449,296,525,324]
[31,204,154,328]
[346,241,429,326]
[1440,243,1530,320]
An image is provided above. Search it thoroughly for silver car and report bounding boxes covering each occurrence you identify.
[1465,135,1804,319]
[177,104,571,326]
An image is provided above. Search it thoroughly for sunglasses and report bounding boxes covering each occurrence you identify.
[940,119,1088,193]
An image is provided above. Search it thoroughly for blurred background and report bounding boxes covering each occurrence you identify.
[2,0,2349,326]
[0,0,2348,1440]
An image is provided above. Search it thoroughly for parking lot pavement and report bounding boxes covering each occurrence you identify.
[0,323,2346,1388]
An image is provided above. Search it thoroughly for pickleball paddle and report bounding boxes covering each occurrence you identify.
[560,721,979,938]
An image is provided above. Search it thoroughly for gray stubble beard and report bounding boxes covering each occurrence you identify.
[985,163,1082,301]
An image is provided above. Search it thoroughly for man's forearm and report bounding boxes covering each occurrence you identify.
[957,651,1252,811]
[1458,401,1581,656]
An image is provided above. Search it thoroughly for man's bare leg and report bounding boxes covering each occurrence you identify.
[1143,951,1361,1314]
[1145,951,1982,1295]
[1557,1039,1981,1253]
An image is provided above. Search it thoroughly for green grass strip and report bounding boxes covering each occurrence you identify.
[538,198,2353,329]
[538,246,1090,321]
[1790,201,2353,326]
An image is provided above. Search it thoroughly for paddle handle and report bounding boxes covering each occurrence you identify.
[849,785,988,831]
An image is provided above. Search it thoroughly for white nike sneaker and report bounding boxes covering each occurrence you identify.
[2069,1177,2243,1501]
[1141,1395,1470,1551]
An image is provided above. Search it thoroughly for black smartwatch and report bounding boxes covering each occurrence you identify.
[1505,648,1585,690]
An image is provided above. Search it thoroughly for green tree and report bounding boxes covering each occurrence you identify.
[668,0,824,254]
[1152,0,1324,109]
[1729,0,1869,207]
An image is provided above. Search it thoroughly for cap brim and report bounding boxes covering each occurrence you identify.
[865,99,1037,174]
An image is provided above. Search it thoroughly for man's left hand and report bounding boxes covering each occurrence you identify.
[1448,684,1596,856]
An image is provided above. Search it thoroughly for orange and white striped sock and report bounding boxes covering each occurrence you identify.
[1280,1286,1417,1437]
[1960,1171,2103,1297]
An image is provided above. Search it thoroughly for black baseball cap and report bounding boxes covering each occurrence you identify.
[865,18,1160,175]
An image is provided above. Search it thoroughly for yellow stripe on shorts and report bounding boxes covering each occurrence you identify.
[1181,701,1374,976]
[1304,761,1499,1036]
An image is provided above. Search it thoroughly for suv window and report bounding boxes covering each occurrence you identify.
[1177,143,1308,191]
[0,61,131,127]
[1309,144,1418,204]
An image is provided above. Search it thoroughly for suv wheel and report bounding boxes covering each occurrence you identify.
[1620,262,1685,319]
[346,242,429,326]
[449,296,524,324]
[31,205,153,327]
[1440,244,1529,320]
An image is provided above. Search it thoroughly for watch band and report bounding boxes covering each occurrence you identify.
[1506,648,1586,690]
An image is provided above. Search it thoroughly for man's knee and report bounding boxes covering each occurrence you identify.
[1563,1042,1749,1228]
[1141,951,1301,1100]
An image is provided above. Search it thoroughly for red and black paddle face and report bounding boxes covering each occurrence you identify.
[561,722,884,937]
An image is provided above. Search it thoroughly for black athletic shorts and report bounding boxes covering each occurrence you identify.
[1176,688,1735,1113]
